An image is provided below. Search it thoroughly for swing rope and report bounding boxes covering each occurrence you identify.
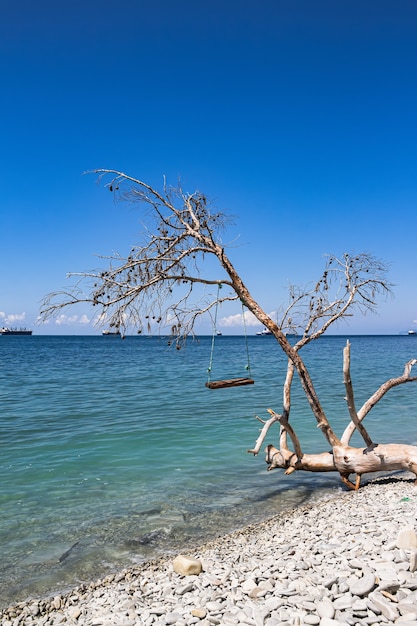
[241,299,252,379]
[206,283,222,384]
[206,285,254,389]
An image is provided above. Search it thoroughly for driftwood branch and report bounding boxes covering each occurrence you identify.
[266,441,417,489]
[263,346,417,489]
[267,408,304,460]
[343,340,373,447]
[279,361,295,450]
[341,358,417,445]
[247,403,304,460]
[265,444,335,474]
[247,412,281,456]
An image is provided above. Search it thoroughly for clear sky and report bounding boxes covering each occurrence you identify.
[1,0,416,335]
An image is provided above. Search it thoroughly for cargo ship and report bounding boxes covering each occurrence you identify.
[0,327,33,336]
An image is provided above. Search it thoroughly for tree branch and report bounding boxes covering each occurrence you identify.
[267,408,304,459]
[247,412,281,456]
[274,254,393,349]
[343,340,373,447]
[279,360,295,450]
[341,358,417,445]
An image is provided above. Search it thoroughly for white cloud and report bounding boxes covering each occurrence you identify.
[219,310,260,328]
[54,314,91,326]
[219,310,278,328]
[0,312,27,324]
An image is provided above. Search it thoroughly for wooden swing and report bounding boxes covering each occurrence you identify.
[206,377,254,390]
[205,285,254,389]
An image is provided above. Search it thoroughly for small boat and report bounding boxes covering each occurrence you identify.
[216,330,222,336]
[408,330,417,335]
[102,329,121,336]
[256,328,272,336]
[0,327,32,336]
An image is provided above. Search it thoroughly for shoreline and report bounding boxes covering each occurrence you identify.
[2,473,417,625]
[0,479,342,611]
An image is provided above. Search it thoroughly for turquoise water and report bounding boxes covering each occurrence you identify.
[1,334,416,607]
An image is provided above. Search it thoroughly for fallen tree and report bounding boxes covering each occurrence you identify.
[255,343,417,489]
[40,170,417,489]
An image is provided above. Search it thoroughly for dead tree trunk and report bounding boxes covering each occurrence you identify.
[265,440,417,490]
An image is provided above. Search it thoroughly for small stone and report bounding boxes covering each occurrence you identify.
[246,586,262,598]
[165,612,183,624]
[397,528,417,550]
[52,596,62,610]
[323,576,338,589]
[316,599,335,619]
[410,550,417,572]
[69,606,81,619]
[205,600,224,612]
[265,597,283,612]
[242,578,257,594]
[149,606,166,615]
[377,579,400,593]
[398,604,417,618]
[191,608,207,618]
[338,581,349,594]
[28,602,40,616]
[176,582,195,595]
[351,598,367,612]
[320,618,344,626]
[368,590,400,621]
[221,613,239,625]
[333,593,354,610]
[172,555,203,576]
[349,572,376,596]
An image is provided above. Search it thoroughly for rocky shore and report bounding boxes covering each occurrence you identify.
[2,474,417,626]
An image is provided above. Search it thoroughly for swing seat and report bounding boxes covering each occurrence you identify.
[205,377,254,390]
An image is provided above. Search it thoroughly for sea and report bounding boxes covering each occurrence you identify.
[1,334,416,608]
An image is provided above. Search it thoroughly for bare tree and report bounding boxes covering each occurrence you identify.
[40,170,417,489]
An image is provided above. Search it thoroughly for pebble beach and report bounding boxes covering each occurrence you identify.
[2,474,417,626]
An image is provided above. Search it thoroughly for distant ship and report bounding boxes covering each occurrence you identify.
[408,330,417,335]
[102,329,121,336]
[0,327,32,336]
[256,328,273,336]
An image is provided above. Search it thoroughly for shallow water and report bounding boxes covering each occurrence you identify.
[0,334,416,606]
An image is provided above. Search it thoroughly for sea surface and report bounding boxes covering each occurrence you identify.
[1,334,416,608]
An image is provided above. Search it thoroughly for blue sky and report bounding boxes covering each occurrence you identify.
[1,0,416,335]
